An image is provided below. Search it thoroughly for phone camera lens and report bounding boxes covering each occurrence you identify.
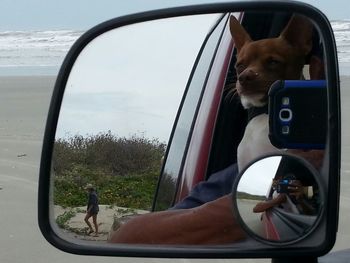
[279,108,292,122]
[281,111,290,119]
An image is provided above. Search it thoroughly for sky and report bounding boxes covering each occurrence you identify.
[55,14,220,140]
[0,0,348,31]
[238,156,281,196]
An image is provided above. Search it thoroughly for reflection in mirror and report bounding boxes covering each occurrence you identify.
[48,9,331,249]
[235,155,323,243]
[50,14,222,242]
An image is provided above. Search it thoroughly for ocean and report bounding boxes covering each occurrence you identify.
[0,20,350,76]
[0,29,84,76]
[332,20,350,74]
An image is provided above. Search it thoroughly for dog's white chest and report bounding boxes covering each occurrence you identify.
[237,114,280,172]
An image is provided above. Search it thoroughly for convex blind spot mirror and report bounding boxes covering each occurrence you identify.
[233,154,324,244]
[38,1,340,259]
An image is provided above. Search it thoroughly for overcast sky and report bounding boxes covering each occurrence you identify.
[0,0,348,31]
[55,14,219,140]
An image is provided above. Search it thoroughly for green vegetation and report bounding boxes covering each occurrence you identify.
[55,208,92,235]
[237,191,266,201]
[56,209,77,229]
[53,132,166,210]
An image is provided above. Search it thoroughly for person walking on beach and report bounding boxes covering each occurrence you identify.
[84,184,99,237]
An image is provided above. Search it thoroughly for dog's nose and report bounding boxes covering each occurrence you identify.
[238,69,259,84]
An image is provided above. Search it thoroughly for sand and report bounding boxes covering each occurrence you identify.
[0,75,350,263]
[54,205,148,242]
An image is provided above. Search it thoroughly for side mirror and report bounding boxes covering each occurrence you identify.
[38,1,340,259]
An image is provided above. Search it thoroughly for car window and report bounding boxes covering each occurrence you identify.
[152,15,228,211]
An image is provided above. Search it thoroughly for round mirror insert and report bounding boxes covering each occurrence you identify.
[233,154,323,244]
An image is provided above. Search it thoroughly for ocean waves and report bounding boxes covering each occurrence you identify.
[0,20,350,74]
[0,30,83,74]
[332,20,350,63]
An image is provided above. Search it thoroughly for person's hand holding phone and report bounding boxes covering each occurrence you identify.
[287,179,304,201]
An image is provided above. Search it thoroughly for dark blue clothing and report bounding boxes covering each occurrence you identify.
[87,191,99,214]
[172,163,238,209]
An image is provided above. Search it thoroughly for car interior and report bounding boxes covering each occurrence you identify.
[207,11,323,177]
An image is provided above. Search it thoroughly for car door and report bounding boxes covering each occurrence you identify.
[153,11,299,211]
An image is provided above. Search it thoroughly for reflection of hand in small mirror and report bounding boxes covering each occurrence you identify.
[253,194,287,213]
[108,195,246,245]
[252,171,318,215]
[235,155,323,242]
[286,179,304,199]
[287,181,318,215]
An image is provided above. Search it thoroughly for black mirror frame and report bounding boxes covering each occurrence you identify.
[38,0,341,258]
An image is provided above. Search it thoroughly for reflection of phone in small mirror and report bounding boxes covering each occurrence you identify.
[276,179,290,193]
[276,174,296,194]
[268,80,327,149]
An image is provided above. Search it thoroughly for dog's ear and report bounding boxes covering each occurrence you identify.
[280,14,313,55]
[229,16,251,53]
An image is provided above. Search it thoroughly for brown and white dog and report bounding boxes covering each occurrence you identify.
[229,15,314,172]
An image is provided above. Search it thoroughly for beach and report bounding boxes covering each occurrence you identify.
[0,75,350,262]
[53,205,149,242]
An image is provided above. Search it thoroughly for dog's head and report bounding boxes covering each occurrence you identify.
[230,15,313,109]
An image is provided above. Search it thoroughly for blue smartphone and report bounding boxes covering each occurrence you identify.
[276,179,291,194]
[268,80,327,149]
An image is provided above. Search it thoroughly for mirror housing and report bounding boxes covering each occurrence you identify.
[38,0,340,259]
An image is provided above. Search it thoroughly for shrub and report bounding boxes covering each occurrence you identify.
[53,131,166,176]
[52,132,165,210]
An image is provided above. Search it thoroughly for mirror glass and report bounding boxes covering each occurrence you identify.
[51,14,223,242]
[48,9,330,249]
[234,155,323,243]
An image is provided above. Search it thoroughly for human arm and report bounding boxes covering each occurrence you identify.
[108,194,245,245]
[253,194,287,213]
[172,163,238,209]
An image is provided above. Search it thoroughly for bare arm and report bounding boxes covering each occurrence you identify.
[108,194,245,245]
[253,194,287,213]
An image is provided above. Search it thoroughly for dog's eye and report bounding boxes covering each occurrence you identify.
[235,64,246,74]
[268,58,281,67]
